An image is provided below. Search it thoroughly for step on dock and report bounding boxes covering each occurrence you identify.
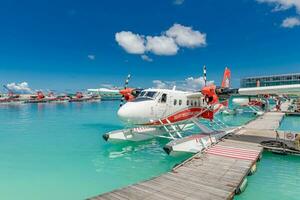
[88,112,287,200]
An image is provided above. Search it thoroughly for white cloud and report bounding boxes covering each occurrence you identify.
[115,31,146,54]
[87,54,95,60]
[281,16,300,27]
[174,0,184,5]
[152,77,214,91]
[166,24,206,48]
[6,82,32,94]
[146,36,178,55]
[184,77,208,90]
[115,23,207,57]
[257,0,300,13]
[257,0,300,28]
[141,55,153,62]
[153,80,168,89]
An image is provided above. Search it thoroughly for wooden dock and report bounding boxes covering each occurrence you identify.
[88,112,286,200]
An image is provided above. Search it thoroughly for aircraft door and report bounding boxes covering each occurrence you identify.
[155,93,168,119]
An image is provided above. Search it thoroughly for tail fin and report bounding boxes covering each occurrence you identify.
[221,67,231,88]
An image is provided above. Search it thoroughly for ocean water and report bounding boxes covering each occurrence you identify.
[0,101,192,200]
[235,152,300,200]
[0,101,256,200]
[279,115,300,132]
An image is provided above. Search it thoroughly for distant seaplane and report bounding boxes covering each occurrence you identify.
[231,83,300,114]
[0,85,23,104]
[87,88,122,100]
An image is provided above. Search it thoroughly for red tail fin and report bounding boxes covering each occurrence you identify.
[221,67,231,88]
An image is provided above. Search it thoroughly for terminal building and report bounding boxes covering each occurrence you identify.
[240,73,300,88]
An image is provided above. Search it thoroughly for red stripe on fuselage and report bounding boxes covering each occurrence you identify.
[143,107,214,126]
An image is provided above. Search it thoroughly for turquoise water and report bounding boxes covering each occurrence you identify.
[279,115,300,132]
[0,102,189,200]
[0,101,255,200]
[235,152,300,200]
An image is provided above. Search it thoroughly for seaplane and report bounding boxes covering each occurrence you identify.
[24,91,48,103]
[103,66,300,155]
[87,88,122,100]
[103,67,237,155]
[0,85,23,104]
[46,92,70,103]
[230,83,300,115]
[24,91,70,103]
[69,92,100,102]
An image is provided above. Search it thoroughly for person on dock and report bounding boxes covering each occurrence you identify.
[275,98,282,111]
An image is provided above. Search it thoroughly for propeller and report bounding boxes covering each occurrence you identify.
[120,74,131,107]
[3,85,13,96]
[201,65,218,105]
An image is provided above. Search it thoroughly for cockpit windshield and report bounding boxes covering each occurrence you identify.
[135,91,158,101]
[145,91,157,98]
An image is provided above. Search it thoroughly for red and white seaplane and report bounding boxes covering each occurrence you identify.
[103,67,300,155]
[69,92,100,102]
[103,67,237,154]
[0,85,23,104]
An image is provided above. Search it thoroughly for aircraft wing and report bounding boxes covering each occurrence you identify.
[238,84,300,96]
[186,92,203,98]
[87,88,120,94]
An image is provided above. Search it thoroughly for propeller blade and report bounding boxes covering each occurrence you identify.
[120,74,131,107]
[120,96,125,107]
[124,74,131,89]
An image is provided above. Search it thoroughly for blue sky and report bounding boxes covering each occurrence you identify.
[0,0,300,92]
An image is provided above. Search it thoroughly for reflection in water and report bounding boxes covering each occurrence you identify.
[37,103,46,112]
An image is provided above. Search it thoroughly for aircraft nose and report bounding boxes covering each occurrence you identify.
[117,104,131,122]
[117,102,150,124]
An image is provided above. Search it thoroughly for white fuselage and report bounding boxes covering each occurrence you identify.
[117,88,219,125]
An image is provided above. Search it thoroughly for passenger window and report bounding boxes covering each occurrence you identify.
[174,99,177,105]
[160,93,167,103]
[179,100,182,105]
[190,100,193,106]
[194,101,197,106]
[187,100,189,106]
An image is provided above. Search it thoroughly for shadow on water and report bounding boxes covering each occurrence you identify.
[81,123,123,132]
[101,136,192,161]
